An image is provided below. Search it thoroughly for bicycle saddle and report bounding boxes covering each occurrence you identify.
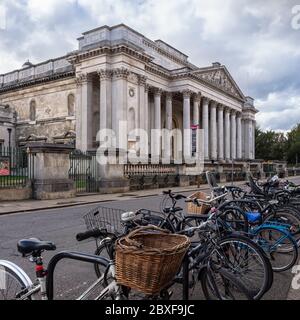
[17,238,56,255]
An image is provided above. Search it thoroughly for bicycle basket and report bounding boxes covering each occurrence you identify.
[83,206,125,235]
[115,225,190,295]
[187,191,210,215]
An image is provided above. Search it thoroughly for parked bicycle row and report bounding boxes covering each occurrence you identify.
[1,172,300,300]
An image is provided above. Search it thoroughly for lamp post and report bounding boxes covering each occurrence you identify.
[7,128,12,174]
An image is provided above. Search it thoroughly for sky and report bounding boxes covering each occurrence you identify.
[0,0,299,132]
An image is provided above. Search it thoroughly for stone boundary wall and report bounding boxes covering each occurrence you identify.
[0,184,32,201]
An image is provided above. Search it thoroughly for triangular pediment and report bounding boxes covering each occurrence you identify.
[192,67,245,100]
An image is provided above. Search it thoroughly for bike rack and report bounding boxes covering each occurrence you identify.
[46,251,110,300]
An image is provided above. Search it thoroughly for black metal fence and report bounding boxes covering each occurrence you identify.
[69,151,99,194]
[0,147,34,188]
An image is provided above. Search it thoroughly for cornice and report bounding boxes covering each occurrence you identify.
[68,44,153,65]
[0,71,75,94]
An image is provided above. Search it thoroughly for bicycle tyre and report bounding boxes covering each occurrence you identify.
[0,261,33,300]
[200,266,253,300]
[212,234,273,300]
[253,226,298,272]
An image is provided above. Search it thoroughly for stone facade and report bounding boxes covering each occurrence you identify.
[0,104,16,148]
[0,24,258,176]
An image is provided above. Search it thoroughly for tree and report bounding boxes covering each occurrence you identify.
[255,127,287,161]
[287,124,300,164]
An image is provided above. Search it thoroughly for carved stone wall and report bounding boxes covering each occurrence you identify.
[0,78,76,145]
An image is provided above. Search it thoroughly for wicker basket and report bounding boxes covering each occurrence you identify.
[115,225,190,295]
[187,191,210,215]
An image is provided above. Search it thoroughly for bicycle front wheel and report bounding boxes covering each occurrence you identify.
[210,235,273,300]
[0,261,33,300]
[200,267,253,300]
[253,227,298,272]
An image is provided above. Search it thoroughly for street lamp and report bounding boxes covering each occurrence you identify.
[7,128,12,150]
[7,128,12,173]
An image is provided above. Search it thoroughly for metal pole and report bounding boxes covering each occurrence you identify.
[7,128,12,175]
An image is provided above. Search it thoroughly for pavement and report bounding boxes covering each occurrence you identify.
[0,176,300,300]
[0,179,253,215]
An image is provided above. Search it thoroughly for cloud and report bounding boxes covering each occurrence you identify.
[0,0,299,131]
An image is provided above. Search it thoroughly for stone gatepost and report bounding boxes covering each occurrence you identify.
[26,143,75,200]
[97,148,130,194]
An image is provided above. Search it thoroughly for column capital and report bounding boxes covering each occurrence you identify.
[112,67,130,80]
[236,111,242,118]
[154,87,163,97]
[97,69,113,80]
[76,73,93,86]
[224,106,231,114]
[217,104,224,111]
[193,92,202,103]
[231,109,237,116]
[166,92,173,100]
[202,96,210,104]
[138,75,147,86]
[182,89,193,99]
[210,100,218,108]
[145,84,151,93]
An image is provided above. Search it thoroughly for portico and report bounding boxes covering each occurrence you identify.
[74,70,257,164]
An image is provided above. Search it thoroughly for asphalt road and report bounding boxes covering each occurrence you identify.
[0,180,299,300]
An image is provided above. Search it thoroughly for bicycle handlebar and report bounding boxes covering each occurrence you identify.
[76,229,106,242]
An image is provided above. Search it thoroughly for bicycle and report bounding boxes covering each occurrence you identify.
[0,239,109,300]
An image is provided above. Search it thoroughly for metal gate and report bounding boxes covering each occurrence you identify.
[69,151,98,194]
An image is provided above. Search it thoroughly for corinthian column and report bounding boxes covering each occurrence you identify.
[236,113,242,159]
[152,88,162,162]
[231,110,237,160]
[98,69,112,131]
[202,97,209,160]
[217,104,224,161]
[164,92,173,159]
[210,101,217,160]
[138,75,147,131]
[224,108,231,161]
[112,68,130,149]
[183,90,192,161]
[145,85,150,150]
[193,93,201,126]
[76,73,93,151]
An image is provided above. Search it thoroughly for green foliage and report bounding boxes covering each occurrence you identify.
[255,124,300,164]
[287,124,300,164]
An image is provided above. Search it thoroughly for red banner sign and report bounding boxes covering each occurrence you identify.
[0,159,10,176]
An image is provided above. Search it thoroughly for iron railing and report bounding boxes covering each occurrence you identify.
[0,146,34,188]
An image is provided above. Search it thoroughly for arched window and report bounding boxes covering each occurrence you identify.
[68,94,75,117]
[29,100,36,121]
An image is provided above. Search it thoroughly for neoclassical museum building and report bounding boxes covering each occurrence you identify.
[0,24,259,186]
